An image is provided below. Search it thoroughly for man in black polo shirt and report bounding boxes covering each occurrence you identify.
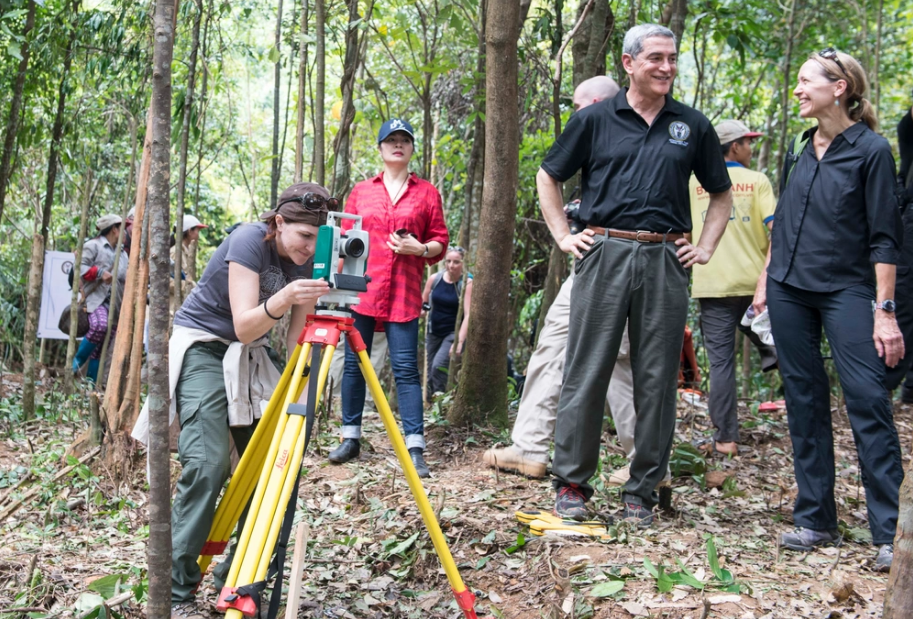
[536,23,733,525]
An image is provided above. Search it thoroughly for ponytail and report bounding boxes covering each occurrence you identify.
[849,97,878,132]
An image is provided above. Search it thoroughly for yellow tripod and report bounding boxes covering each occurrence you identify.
[201,311,479,619]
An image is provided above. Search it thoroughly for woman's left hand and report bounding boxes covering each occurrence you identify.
[387,232,424,256]
[874,310,905,367]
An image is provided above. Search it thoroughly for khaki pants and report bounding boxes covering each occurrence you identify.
[511,270,635,464]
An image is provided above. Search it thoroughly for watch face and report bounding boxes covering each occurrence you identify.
[881,300,896,312]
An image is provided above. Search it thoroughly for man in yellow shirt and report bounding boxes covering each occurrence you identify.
[690,119,777,457]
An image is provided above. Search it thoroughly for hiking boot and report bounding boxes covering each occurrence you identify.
[902,382,913,404]
[482,446,547,478]
[605,465,630,487]
[875,544,893,572]
[779,527,841,551]
[408,448,431,478]
[328,438,360,464]
[554,486,588,521]
[623,502,654,528]
[171,602,207,619]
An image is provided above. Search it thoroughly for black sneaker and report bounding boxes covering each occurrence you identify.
[328,438,360,463]
[408,448,431,478]
[623,502,654,528]
[554,486,588,521]
[779,527,841,551]
[875,544,893,572]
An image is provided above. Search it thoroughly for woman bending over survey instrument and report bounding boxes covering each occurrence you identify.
[132,182,335,618]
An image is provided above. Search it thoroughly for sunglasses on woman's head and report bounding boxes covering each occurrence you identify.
[280,192,340,212]
[448,246,465,255]
[818,47,849,78]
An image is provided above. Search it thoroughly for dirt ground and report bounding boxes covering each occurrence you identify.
[0,378,909,619]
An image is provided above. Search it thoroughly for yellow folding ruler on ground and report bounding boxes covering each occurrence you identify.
[515,509,615,540]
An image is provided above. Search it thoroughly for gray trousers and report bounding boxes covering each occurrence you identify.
[698,296,776,443]
[553,236,689,508]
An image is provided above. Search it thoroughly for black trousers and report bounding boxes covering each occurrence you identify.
[767,278,902,544]
[885,207,913,390]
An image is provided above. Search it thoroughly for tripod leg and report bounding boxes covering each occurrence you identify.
[198,343,305,574]
[223,342,313,592]
[222,342,337,619]
[354,348,478,618]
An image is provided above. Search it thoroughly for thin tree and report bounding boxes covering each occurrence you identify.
[0,0,37,225]
[294,0,308,183]
[270,0,285,206]
[314,0,326,185]
[884,464,913,617]
[173,0,205,316]
[188,0,213,283]
[146,0,177,612]
[22,2,79,419]
[64,166,95,393]
[448,0,520,426]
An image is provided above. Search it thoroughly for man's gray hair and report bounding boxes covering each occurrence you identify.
[623,24,676,58]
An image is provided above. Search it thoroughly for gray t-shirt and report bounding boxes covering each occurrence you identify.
[174,222,313,340]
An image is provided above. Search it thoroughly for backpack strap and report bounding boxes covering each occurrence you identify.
[784,130,811,189]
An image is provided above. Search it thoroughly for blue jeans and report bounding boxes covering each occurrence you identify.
[341,312,425,449]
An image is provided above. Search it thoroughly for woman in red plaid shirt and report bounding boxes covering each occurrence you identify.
[328,118,449,477]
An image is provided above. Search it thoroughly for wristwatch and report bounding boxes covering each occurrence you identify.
[422,244,429,257]
[876,299,896,312]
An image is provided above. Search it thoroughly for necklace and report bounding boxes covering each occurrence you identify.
[386,173,409,204]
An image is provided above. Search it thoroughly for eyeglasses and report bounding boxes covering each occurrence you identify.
[448,246,465,255]
[818,48,849,78]
[279,192,340,212]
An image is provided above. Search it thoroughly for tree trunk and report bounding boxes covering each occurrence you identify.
[873,0,884,116]
[884,465,913,618]
[775,0,799,180]
[661,0,688,50]
[0,0,36,225]
[314,0,326,185]
[146,0,176,614]
[294,0,308,183]
[188,0,213,283]
[270,0,284,206]
[65,168,95,393]
[331,0,371,198]
[172,0,204,316]
[448,0,519,426]
[22,4,78,419]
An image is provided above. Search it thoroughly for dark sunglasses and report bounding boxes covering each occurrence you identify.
[448,246,465,255]
[818,47,849,78]
[279,192,340,212]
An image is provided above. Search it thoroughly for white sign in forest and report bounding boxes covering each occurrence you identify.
[38,251,76,340]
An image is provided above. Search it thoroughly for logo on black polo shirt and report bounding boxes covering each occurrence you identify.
[668,121,690,146]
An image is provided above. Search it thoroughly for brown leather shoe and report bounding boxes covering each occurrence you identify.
[482,446,547,478]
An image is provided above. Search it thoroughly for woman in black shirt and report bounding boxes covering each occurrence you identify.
[754,49,903,572]
[421,247,472,401]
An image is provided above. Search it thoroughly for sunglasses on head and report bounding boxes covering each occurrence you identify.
[279,192,340,212]
[818,47,849,78]
[448,246,465,255]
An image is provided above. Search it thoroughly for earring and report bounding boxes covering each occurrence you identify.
[835,99,840,106]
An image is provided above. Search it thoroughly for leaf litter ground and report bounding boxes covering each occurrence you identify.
[0,383,909,619]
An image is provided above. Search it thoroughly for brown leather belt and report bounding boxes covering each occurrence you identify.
[587,226,686,243]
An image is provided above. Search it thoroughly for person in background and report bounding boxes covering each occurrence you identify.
[171,214,208,300]
[421,246,472,402]
[889,95,913,401]
[328,119,448,478]
[72,214,128,382]
[482,76,640,483]
[757,48,902,572]
[689,119,778,458]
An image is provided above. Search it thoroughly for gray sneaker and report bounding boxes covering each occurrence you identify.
[875,544,893,572]
[779,527,841,551]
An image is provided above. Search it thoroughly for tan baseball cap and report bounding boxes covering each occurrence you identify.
[715,119,763,145]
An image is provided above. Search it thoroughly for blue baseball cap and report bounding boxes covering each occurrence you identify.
[377,118,415,144]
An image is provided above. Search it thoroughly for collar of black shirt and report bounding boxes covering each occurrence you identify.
[806,121,866,146]
[613,87,684,117]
